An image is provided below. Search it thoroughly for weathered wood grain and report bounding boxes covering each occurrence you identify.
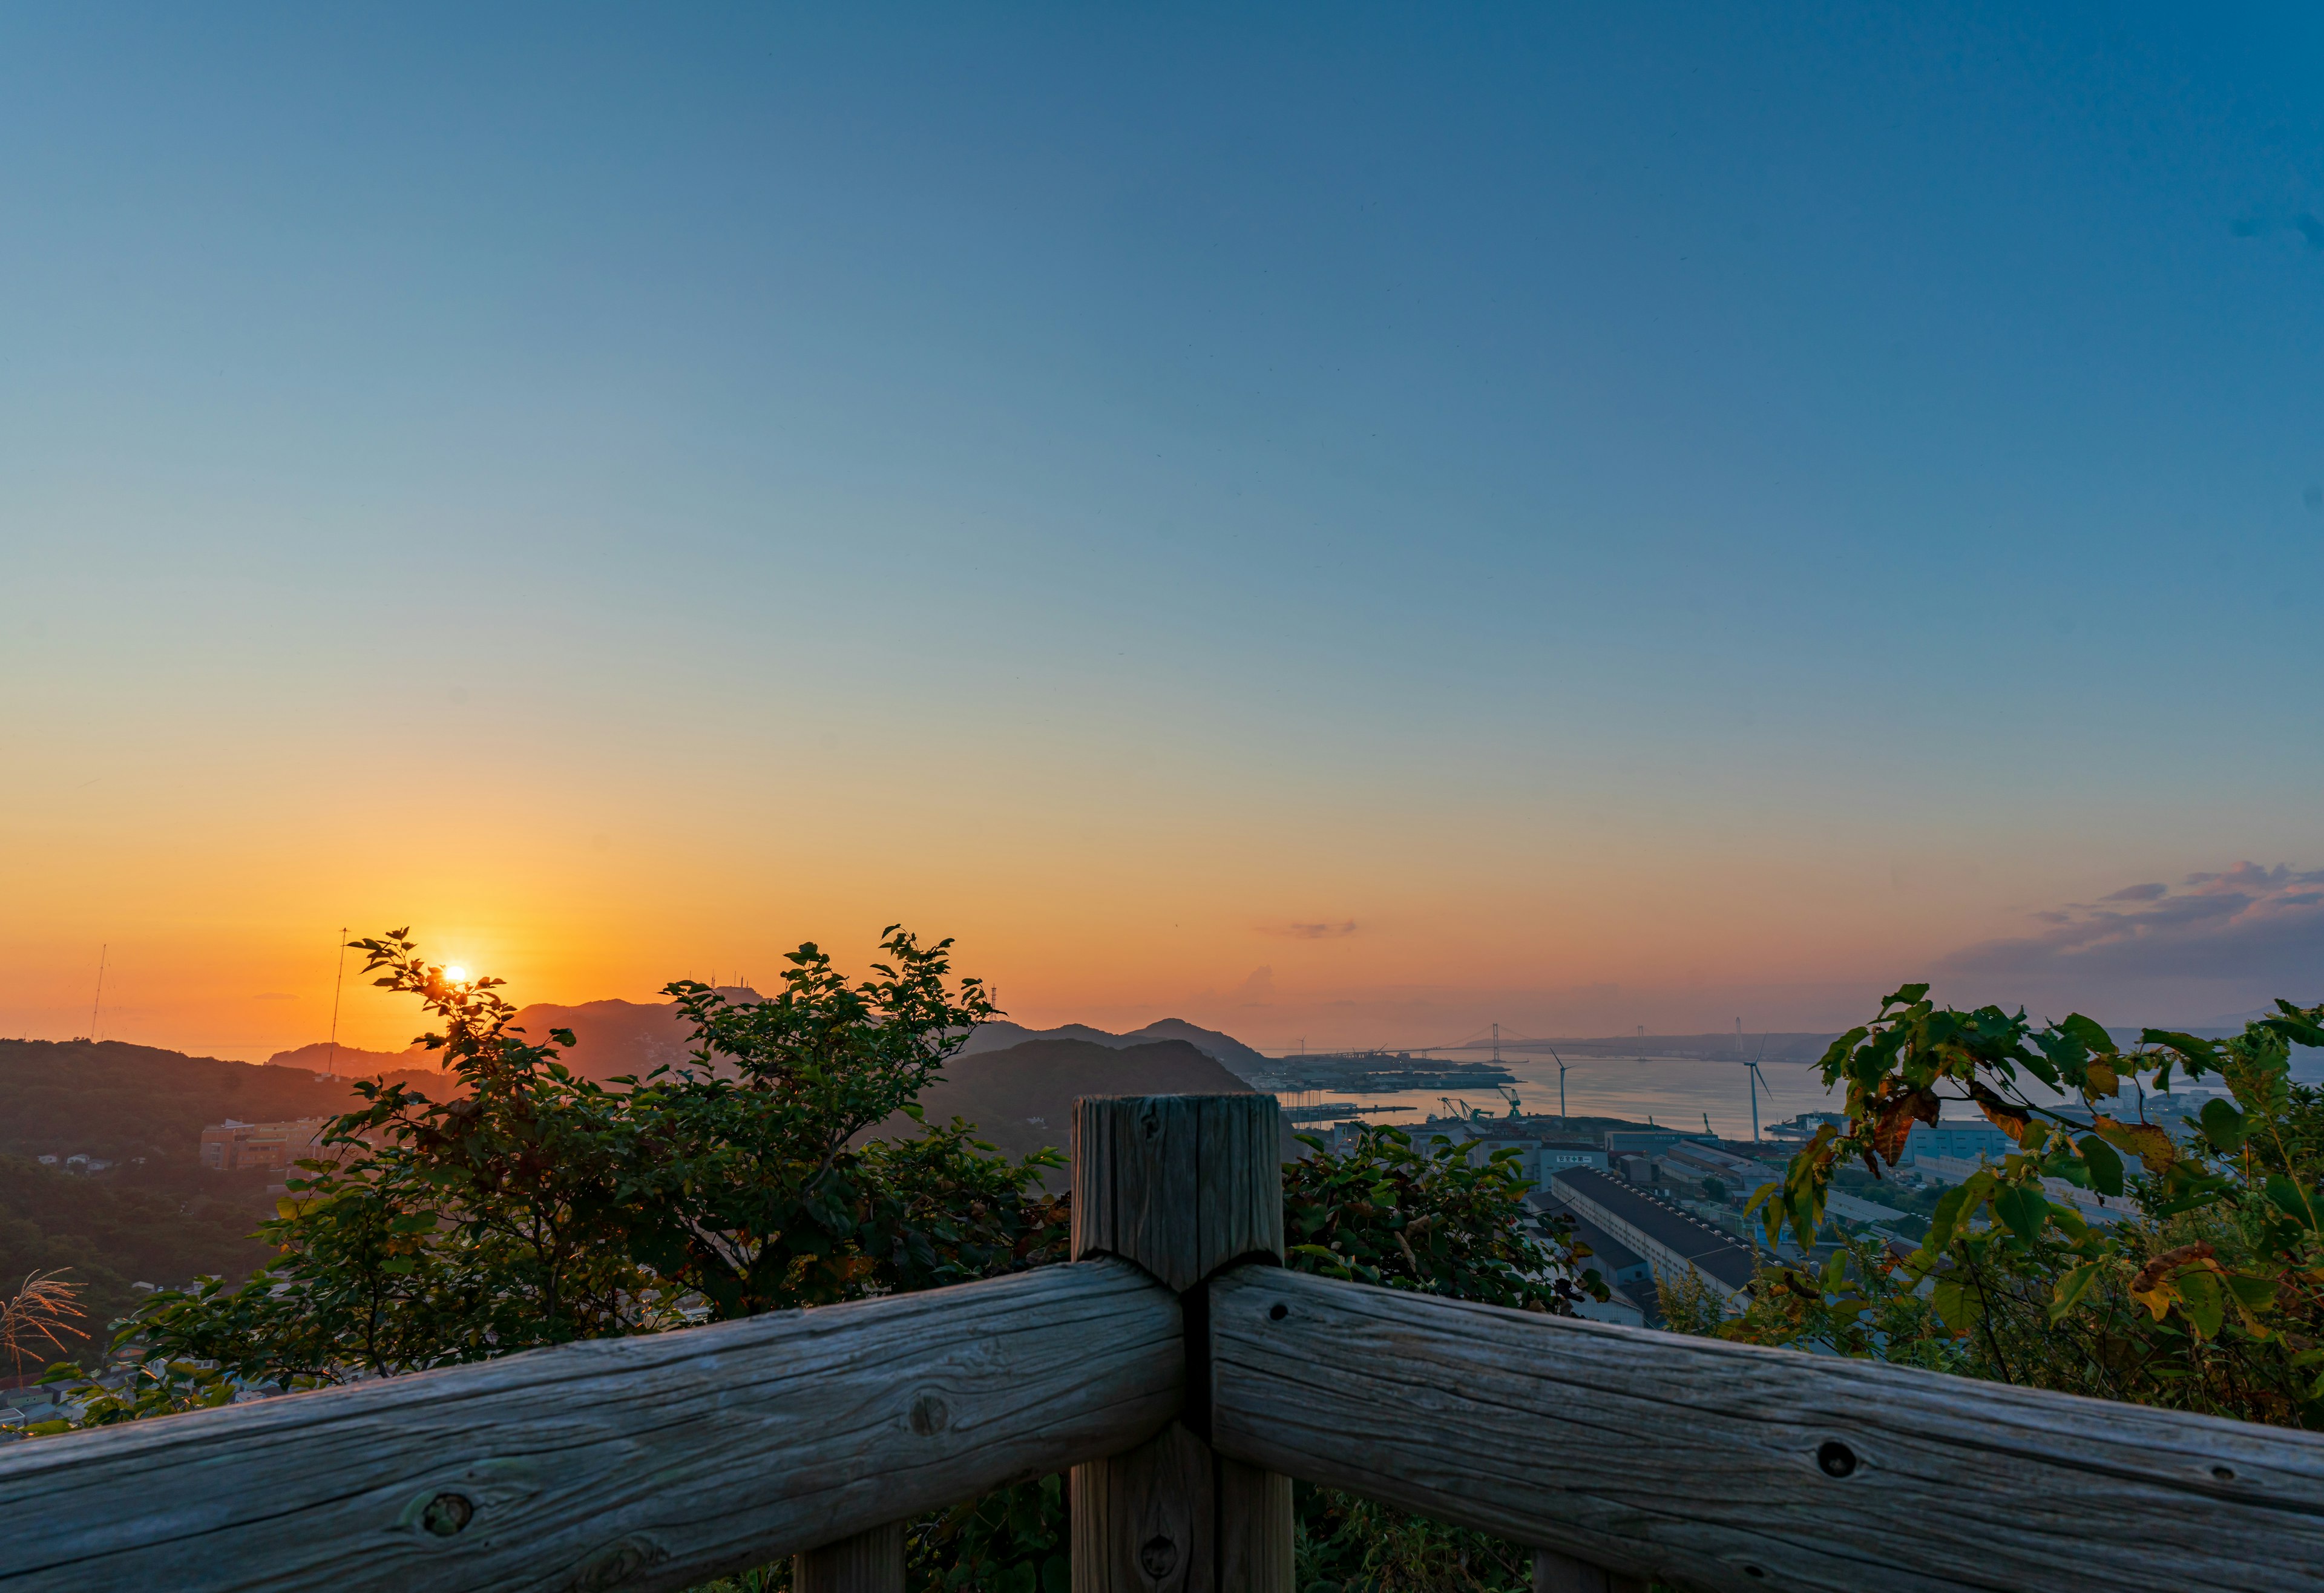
[793,1523,903,1592]
[1072,1094,1284,1293]
[1215,1458,1293,1593]
[1210,1265,2324,1593]
[1074,1422,1215,1593]
[0,1260,1180,1593]
[1071,1095,1290,1593]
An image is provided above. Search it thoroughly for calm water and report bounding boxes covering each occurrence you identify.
[1281,1053,1846,1140]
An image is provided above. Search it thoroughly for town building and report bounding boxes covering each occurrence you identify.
[1658,1140,1781,1200]
[200,1117,334,1172]
[1900,1120,2014,1165]
[1532,1190,1652,1327]
[1400,1115,1612,1183]
[1548,1168,1763,1310]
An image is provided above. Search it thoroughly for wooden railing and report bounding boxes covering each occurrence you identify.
[5,1094,2324,1592]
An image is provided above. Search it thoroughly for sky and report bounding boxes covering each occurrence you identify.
[4,3,2322,1060]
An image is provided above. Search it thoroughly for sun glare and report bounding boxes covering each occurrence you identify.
[444,965,470,984]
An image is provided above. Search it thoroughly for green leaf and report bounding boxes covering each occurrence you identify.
[1993,1181,2049,1244]
[2048,1262,2100,1321]
[2055,1013,2118,1056]
[2198,1098,2247,1154]
[2175,1268,2225,1339]
[2044,1200,2089,1241]
[1815,1026,1869,1076]
[1924,1180,1978,1254]
[1882,983,1931,1008]
[2139,1030,2222,1073]
[2078,1135,2125,1198]
[2267,1175,2321,1231]
[2226,1273,2279,1312]
[1931,1277,1978,1330]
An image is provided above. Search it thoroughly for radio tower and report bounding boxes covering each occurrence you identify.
[325,927,349,1077]
[88,944,108,1042]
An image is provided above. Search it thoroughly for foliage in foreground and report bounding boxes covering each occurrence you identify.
[1695,986,2324,1427]
[16,926,1064,1430]
[1282,1124,1607,1592]
[13,930,1612,1590]
[1284,1122,1609,1315]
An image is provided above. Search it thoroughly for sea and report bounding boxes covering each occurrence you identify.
[1275,1052,1847,1140]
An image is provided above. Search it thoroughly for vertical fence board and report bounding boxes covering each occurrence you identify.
[1532,1547,1646,1593]
[794,1523,903,1592]
[1070,1094,1289,1593]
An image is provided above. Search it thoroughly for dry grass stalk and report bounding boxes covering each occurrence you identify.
[1,1269,87,1374]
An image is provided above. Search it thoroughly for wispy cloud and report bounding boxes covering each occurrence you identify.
[1265,920,1359,940]
[1942,863,2324,987]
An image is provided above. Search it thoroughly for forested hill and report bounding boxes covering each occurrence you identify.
[0,1039,443,1166]
[0,1040,453,1367]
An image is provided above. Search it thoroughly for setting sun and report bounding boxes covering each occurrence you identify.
[443,965,468,985]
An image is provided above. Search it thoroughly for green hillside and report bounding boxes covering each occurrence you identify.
[0,1039,447,1367]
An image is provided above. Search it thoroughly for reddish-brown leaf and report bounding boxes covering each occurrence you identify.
[2130,1241,2216,1295]
[1969,1083,2032,1143]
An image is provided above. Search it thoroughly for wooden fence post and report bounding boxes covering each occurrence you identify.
[1532,1546,1647,1593]
[795,1522,904,1591]
[1071,1094,1291,1593]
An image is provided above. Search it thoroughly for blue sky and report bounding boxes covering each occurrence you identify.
[4,4,2322,1053]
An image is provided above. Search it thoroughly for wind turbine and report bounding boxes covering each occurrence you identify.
[1741,1036,1774,1146]
[1548,1047,1571,1127]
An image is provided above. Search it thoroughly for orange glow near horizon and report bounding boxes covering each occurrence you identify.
[0,774,2210,1065]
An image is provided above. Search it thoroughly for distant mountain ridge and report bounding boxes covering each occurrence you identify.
[878,1037,1282,1176]
[270,1004,1272,1088]
[956,1018,1269,1082]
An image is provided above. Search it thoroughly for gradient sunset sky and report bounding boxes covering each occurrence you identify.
[5,4,2322,1060]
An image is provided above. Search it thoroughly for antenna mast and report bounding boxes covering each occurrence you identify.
[326,927,349,1077]
[88,944,107,1041]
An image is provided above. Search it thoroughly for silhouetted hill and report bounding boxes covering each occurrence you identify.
[879,1037,1289,1176]
[263,1003,1271,1090]
[265,990,764,1086]
[957,1019,1270,1082]
[266,1040,428,1074]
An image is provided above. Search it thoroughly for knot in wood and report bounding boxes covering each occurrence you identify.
[421,1492,473,1536]
[909,1393,950,1436]
[571,1537,663,1589]
[1816,1440,1857,1479]
[1138,1533,1178,1580]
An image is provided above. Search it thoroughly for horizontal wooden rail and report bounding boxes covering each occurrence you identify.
[0,1260,1181,1593]
[1208,1265,2324,1593]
